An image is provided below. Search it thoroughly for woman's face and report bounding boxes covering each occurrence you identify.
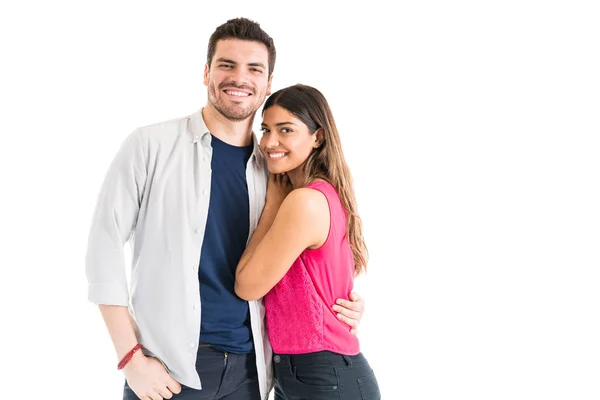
[260,105,319,176]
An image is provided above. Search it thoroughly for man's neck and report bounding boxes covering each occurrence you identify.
[202,104,255,147]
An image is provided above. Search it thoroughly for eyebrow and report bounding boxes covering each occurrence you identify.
[261,121,297,127]
[216,58,266,69]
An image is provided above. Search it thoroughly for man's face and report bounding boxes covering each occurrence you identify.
[204,39,272,122]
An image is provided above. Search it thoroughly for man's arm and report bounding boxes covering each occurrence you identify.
[85,130,146,307]
[99,305,140,361]
[99,305,181,398]
[86,131,180,398]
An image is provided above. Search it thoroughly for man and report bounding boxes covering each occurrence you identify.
[86,18,365,400]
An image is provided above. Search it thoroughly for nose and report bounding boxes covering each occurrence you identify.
[263,132,279,148]
[229,68,250,87]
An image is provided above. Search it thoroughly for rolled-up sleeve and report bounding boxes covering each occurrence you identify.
[85,129,147,306]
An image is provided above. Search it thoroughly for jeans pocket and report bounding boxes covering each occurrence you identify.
[292,364,340,392]
[357,370,381,400]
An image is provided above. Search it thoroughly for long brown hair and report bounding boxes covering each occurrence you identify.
[262,84,368,275]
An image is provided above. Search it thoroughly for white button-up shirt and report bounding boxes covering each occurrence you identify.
[85,110,272,398]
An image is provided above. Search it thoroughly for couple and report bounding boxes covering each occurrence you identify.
[86,17,380,400]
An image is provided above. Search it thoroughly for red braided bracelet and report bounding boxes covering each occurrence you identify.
[117,344,142,370]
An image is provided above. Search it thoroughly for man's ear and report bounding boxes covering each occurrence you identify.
[203,64,210,86]
[266,74,273,95]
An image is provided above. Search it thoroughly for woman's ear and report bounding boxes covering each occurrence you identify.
[314,128,324,148]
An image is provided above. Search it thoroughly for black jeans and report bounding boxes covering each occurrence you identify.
[273,351,380,400]
[123,344,260,400]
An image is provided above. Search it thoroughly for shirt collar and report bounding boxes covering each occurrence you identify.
[190,108,265,168]
[249,132,265,168]
[189,109,211,145]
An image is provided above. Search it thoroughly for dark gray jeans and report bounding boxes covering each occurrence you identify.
[123,344,260,400]
[273,351,380,400]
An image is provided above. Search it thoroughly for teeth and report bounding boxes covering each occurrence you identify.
[269,152,286,159]
[226,90,250,97]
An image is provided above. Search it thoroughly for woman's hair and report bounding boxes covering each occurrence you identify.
[263,84,368,275]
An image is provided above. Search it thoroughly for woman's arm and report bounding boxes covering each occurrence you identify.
[235,187,329,301]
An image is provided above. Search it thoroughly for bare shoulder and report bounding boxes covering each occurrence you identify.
[280,187,330,220]
[276,187,330,248]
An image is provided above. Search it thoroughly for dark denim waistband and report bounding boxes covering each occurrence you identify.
[273,350,365,367]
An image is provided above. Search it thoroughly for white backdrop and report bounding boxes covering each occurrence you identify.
[1,1,599,399]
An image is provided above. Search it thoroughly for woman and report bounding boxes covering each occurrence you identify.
[235,84,380,399]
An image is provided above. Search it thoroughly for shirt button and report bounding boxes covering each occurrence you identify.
[190,342,196,348]
[273,355,281,363]
[195,228,201,234]
[203,189,208,195]
[192,304,198,310]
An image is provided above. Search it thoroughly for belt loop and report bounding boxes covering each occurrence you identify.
[342,355,352,366]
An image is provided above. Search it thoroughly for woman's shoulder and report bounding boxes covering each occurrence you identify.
[280,186,329,220]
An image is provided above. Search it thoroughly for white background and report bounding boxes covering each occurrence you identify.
[1,1,599,399]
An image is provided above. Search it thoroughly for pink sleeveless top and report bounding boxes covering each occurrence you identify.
[264,180,360,355]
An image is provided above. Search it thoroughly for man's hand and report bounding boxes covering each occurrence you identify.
[124,352,182,400]
[332,292,365,336]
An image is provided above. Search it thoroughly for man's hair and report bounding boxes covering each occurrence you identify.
[207,18,276,76]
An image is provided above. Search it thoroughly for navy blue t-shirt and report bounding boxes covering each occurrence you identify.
[198,134,254,353]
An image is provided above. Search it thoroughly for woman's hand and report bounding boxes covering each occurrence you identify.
[266,173,293,209]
